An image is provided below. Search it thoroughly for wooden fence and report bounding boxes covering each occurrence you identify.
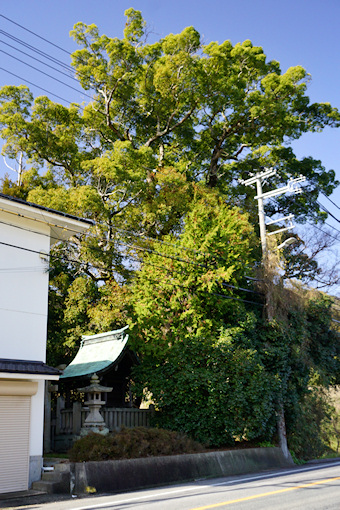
[55,398,153,436]
[45,393,154,452]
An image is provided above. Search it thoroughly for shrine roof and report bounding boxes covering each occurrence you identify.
[60,326,129,379]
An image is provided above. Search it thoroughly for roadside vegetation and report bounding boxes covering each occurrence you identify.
[68,427,204,462]
[1,8,339,462]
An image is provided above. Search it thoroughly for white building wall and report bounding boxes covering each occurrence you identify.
[29,380,45,486]
[29,381,45,455]
[0,197,90,491]
[0,211,50,361]
[0,210,51,488]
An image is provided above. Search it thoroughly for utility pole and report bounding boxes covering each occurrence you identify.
[239,168,306,459]
[240,168,305,265]
[240,167,276,256]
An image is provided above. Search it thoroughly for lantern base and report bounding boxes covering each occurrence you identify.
[80,425,110,436]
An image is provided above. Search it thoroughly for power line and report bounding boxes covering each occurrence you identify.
[0,239,50,257]
[0,14,71,55]
[0,217,216,272]
[0,29,73,73]
[308,222,340,242]
[0,266,44,273]
[109,225,215,259]
[109,224,256,263]
[129,251,260,296]
[117,239,209,269]
[0,212,92,239]
[0,26,98,105]
[129,252,180,276]
[212,293,263,306]
[0,28,99,95]
[0,203,257,272]
[0,214,228,271]
[0,48,93,99]
[117,236,255,275]
[0,45,106,113]
[0,202,259,298]
[324,221,340,235]
[93,228,229,270]
[135,273,263,307]
[317,200,340,224]
[321,192,340,212]
[0,217,260,299]
[221,282,260,295]
[0,38,74,80]
[87,234,211,272]
[0,306,46,317]
[124,237,261,300]
[0,236,262,306]
[0,66,75,104]
[0,29,98,95]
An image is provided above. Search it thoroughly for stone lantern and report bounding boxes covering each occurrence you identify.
[78,373,113,436]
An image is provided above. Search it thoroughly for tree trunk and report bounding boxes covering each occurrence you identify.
[277,404,291,459]
[207,157,218,187]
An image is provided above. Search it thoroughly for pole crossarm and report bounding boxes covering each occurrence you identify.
[266,213,296,236]
[267,225,295,236]
[240,168,305,256]
[266,214,294,226]
[255,177,305,200]
[239,168,277,186]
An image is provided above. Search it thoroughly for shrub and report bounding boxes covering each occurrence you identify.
[68,427,204,462]
[287,388,333,461]
[135,334,277,447]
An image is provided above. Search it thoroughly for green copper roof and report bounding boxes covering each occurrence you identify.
[60,326,129,379]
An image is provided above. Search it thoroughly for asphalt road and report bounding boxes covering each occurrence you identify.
[3,460,340,510]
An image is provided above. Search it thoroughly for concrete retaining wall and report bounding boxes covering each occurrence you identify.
[71,447,294,495]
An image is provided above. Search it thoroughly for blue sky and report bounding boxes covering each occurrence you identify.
[0,0,339,289]
[1,0,339,185]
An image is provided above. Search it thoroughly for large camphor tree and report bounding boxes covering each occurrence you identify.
[0,8,339,453]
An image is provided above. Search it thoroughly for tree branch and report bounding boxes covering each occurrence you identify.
[144,103,197,147]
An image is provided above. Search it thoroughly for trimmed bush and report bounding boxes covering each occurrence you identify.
[69,427,204,462]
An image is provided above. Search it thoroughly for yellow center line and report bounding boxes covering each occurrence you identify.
[190,476,340,510]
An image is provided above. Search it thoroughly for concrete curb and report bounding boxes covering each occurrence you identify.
[72,447,294,495]
[306,456,340,465]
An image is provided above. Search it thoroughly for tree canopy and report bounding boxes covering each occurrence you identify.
[0,8,338,289]
[0,8,339,454]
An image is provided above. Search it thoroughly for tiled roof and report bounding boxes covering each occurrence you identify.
[0,359,61,376]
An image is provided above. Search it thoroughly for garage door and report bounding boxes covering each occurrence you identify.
[0,395,31,493]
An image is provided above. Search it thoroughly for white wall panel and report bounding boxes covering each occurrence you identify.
[0,211,50,361]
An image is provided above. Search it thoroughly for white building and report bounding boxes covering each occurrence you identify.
[0,193,92,494]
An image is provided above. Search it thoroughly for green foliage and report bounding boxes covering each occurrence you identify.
[0,174,29,200]
[1,10,339,230]
[257,441,275,448]
[305,297,340,384]
[68,427,204,462]
[0,11,338,309]
[135,333,277,447]
[130,191,257,357]
[0,9,339,450]
[322,403,340,454]
[287,388,333,461]
[254,289,340,458]
[132,268,340,448]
